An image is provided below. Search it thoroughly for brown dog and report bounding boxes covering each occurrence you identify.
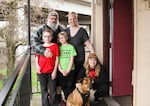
[66,77,92,106]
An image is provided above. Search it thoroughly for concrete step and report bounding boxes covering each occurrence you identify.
[113,95,132,106]
[105,97,120,106]
[30,95,120,106]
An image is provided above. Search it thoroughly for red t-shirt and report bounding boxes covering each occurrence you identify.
[36,43,59,73]
[88,69,96,79]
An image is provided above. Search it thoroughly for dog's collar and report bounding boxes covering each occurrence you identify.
[77,87,90,97]
[77,88,90,106]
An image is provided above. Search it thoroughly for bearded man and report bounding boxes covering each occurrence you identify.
[32,10,64,57]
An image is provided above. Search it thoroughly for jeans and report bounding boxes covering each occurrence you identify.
[38,73,56,106]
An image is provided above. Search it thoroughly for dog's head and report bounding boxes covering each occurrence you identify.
[78,77,92,93]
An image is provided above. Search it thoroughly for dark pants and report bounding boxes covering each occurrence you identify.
[57,70,75,100]
[74,60,86,83]
[93,83,108,99]
[38,73,56,106]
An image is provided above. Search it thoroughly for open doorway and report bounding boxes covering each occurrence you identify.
[103,0,133,105]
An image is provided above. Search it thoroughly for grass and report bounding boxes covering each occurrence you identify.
[0,69,7,90]
[0,68,41,96]
[31,67,41,96]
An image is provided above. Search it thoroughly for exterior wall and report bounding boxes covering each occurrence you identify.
[133,0,150,106]
[92,0,150,105]
[91,0,103,62]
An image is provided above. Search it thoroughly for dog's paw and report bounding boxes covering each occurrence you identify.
[75,83,81,87]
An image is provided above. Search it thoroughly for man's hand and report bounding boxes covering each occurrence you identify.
[44,48,53,58]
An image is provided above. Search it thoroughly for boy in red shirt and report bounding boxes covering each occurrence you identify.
[35,28,59,106]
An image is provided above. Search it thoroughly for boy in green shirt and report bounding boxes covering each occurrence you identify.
[57,31,77,100]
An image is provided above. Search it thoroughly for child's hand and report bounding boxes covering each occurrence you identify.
[62,72,67,76]
[59,70,65,75]
[63,73,67,76]
[51,71,56,80]
[76,83,81,88]
[36,66,41,74]
[63,71,70,76]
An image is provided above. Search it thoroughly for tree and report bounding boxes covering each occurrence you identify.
[0,0,27,77]
[0,0,62,78]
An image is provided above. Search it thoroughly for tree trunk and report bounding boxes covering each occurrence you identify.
[5,1,18,77]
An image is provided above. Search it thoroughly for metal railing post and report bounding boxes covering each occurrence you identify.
[19,0,32,105]
[19,54,31,106]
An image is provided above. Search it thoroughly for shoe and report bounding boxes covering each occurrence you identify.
[98,97,104,101]
[58,99,66,106]
[55,94,62,103]
[95,97,104,101]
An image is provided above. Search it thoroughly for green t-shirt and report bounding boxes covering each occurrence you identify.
[59,44,77,71]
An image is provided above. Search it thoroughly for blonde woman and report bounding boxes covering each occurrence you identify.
[65,12,95,84]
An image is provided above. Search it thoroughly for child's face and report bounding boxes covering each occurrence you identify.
[58,35,67,44]
[42,32,53,43]
[88,58,97,68]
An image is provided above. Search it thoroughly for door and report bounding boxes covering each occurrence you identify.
[111,0,133,96]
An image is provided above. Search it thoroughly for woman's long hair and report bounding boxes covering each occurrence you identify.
[84,53,101,78]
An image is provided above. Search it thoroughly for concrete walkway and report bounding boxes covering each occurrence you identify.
[30,94,120,106]
[31,95,41,106]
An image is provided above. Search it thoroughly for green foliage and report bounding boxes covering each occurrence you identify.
[0,68,41,96]
[0,69,7,90]
[31,67,41,96]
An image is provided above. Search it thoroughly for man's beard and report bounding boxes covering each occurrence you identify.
[47,22,59,31]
